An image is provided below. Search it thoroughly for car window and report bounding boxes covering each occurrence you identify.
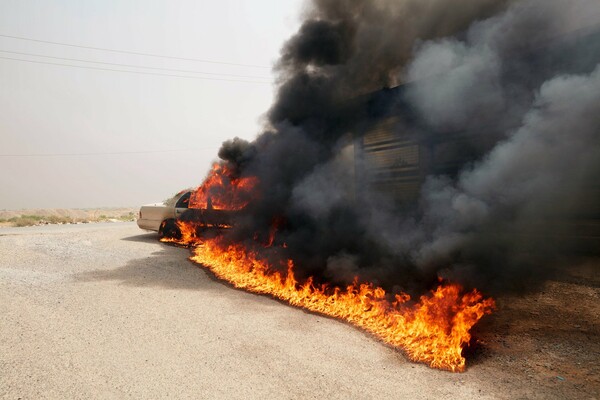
[175,192,191,209]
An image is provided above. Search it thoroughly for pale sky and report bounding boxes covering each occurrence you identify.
[0,0,303,209]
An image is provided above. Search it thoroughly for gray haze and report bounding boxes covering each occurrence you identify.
[0,1,302,209]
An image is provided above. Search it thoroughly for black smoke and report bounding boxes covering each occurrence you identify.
[204,0,600,296]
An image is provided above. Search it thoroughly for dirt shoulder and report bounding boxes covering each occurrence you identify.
[0,223,598,399]
[0,207,137,227]
[469,261,600,399]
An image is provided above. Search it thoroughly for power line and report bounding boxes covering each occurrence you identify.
[0,33,270,69]
[0,56,271,84]
[0,49,272,80]
[0,148,220,157]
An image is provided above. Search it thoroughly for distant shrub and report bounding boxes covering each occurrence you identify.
[20,215,44,221]
[5,214,74,226]
[5,209,136,227]
[117,213,135,222]
[45,215,73,224]
[12,217,39,227]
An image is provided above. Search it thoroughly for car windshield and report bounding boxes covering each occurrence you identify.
[163,190,192,207]
[175,192,191,208]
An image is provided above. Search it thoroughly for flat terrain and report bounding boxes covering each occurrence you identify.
[0,208,137,227]
[0,223,598,399]
[0,208,137,220]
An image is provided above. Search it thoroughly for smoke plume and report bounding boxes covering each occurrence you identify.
[202,0,600,296]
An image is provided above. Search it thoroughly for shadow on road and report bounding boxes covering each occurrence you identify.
[120,233,158,243]
[74,245,219,291]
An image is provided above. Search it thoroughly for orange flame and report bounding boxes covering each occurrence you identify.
[159,220,232,246]
[189,163,259,210]
[169,225,494,372]
[167,167,494,372]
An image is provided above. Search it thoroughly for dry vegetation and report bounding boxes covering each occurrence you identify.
[0,208,137,227]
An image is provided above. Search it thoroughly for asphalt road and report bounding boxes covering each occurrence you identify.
[1,222,598,399]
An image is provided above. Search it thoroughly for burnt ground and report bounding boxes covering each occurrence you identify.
[466,260,600,399]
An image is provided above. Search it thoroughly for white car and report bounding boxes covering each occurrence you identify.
[137,191,191,238]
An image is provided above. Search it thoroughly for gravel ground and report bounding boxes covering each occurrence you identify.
[0,222,598,399]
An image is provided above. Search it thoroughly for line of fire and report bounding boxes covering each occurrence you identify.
[159,20,600,372]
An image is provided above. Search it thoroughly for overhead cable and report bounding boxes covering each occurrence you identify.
[0,49,272,80]
[0,33,270,68]
[0,56,271,84]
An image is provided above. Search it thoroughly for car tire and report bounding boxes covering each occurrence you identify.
[158,219,181,240]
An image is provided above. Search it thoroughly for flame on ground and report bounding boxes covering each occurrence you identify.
[189,163,259,210]
[165,223,495,372]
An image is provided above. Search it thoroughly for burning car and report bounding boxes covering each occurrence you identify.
[139,0,600,372]
[136,190,191,239]
[136,185,238,241]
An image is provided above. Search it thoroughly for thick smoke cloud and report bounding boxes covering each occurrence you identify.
[209,0,600,296]
[404,0,600,292]
[281,20,356,66]
[416,66,600,292]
